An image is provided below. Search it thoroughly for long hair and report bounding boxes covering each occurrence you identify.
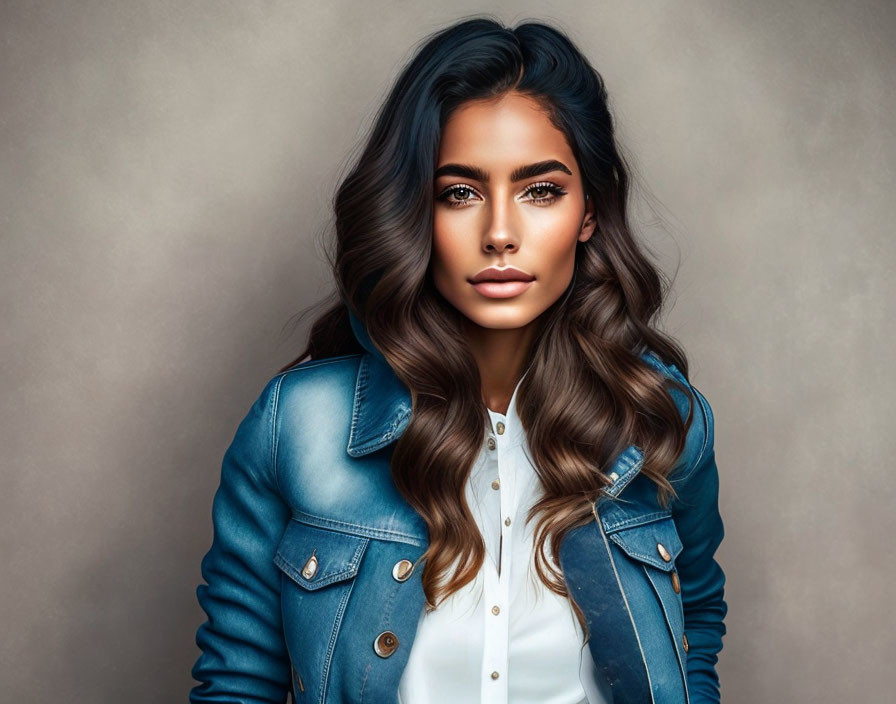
[280,16,694,639]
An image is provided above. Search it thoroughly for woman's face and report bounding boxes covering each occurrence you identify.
[431,91,596,334]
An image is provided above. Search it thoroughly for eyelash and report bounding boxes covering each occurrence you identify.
[436,181,568,209]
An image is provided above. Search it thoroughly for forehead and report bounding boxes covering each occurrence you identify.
[437,92,574,169]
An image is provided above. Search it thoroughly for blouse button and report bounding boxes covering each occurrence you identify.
[491,671,500,680]
[496,421,505,435]
[487,437,496,450]
[491,605,500,615]
[504,517,511,526]
[491,479,500,490]
[374,631,399,658]
[608,471,619,482]
[392,559,414,582]
[657,542,672,562]
[682,633,689,653]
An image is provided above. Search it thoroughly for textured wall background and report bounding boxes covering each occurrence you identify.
[1,1,893,701]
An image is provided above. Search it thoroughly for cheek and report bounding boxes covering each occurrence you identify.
[536,229,579,283]
[430,231,466,289]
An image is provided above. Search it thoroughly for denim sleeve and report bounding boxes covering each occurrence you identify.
[190,375,293,703]
[670,385,728,703]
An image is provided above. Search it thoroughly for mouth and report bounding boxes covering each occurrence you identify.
[469,279,534,299]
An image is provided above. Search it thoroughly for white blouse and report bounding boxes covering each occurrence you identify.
[397,372,611,704]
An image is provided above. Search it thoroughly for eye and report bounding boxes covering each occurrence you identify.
[522,182,568,206]
[436,184,480,209]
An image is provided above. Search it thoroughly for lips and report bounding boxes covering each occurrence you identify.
[469,278,534,299]
[476,277,531,282]
[469,266,535,283]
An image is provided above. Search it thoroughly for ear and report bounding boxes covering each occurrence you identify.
[579,193,597,243]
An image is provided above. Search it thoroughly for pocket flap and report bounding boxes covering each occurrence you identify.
[274,519,369,590]
[606,514,683,572]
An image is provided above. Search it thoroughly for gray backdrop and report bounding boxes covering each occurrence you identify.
[2,1,893,702]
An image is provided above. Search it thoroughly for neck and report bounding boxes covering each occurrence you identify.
[463,315,541,413]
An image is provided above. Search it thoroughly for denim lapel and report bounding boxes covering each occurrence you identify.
[346,352,412,457]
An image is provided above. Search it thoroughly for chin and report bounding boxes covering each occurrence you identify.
[462,306,542,331]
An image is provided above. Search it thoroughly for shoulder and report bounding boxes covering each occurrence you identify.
[238,353,362,438]
[274,353,362,397]
[233,354,362,481]
[247,353,362,414]
[638,349,715,482]
[264,352,363,427]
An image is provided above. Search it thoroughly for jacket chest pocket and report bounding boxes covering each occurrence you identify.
[605,514,690,702]
[273,518,369,703]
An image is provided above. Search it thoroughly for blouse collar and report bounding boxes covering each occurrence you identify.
[485,367,529,450]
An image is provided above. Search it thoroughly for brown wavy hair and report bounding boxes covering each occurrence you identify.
[280,16,695,639]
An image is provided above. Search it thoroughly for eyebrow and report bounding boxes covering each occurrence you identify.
[433,159,573,183]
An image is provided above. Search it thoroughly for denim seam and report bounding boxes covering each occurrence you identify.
[360,550,401,703]
[271,373,286,496]
[292,508,426,547]
[676,577,690,703]
[643,564,690,704]
[598,515,656,702]
[677,384,712,486]
[603,510,672,533]
[380,407,411,443]
[319,564,358,704]
[284,353,362,372]
[690,386,711,473]
[359,659,372,704]
[349,356,369,451]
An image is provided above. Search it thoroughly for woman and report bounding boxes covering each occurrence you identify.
[190,16,727,704]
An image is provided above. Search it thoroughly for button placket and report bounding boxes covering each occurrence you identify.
[484,408,511,704]
[479,536,509,703]
[471,442,501,575]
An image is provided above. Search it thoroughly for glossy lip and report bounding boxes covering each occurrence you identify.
[468,266,535,284]
[471,280,534,298]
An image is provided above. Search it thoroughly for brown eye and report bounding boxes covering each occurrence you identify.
[437,184,479,209]
[523,182,568,206]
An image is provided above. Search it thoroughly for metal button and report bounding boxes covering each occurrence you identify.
[657,542,672,562]
[608,471,619,481]
[301,553,318,579]
[491,479,500,490]
[491,671,500,680]
[491,605,500,615]
[487,437,496,450]
[392,559,414,582]
[374,631,399,658]
[671,570,680,593]
[496,421,505,435]
[682,633,689,653]
[504,516,511,526]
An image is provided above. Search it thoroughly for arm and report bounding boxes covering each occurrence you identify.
[671,385,728,703]
[190,374,293,703]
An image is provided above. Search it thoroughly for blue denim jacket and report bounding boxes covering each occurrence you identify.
[190,311,727,703]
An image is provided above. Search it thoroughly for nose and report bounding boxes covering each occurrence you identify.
[482,196,519,253]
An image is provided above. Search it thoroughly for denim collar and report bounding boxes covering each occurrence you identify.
[346,351,413,457]
[343,306,409,457]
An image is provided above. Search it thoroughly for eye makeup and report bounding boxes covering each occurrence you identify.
[436,182,568,209]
